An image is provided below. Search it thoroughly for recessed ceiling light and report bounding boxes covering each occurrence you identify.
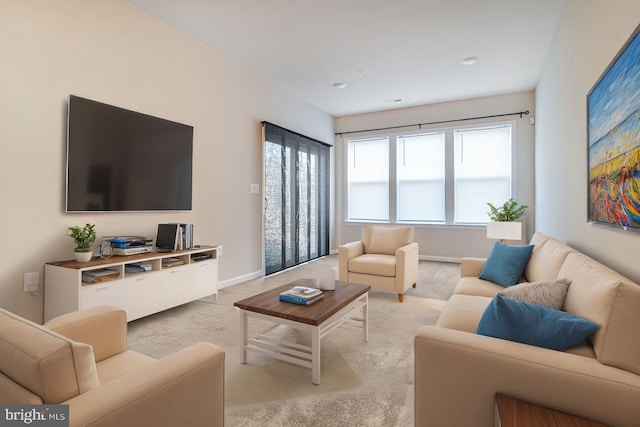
[462,56,479,65]
[333,82,347,89]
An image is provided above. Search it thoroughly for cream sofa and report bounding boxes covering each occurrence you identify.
[415,231,640,427]
[0,305,225,427]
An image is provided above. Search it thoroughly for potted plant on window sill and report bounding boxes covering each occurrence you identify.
[68,224,97,262]
[486,198,528,243]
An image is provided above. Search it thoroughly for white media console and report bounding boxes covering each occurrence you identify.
[44,246,219,322]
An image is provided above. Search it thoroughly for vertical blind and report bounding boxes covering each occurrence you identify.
[263,122,330,275]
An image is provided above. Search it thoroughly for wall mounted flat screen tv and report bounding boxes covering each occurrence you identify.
[66,95,193,212]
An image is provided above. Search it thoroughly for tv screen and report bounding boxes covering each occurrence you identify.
[66,95,193,212]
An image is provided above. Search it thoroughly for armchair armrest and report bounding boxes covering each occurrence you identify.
[65,342,225,427]
[338,241,364,281]
[460,257,487,277]
[415,325,640,427]
[396,242,419,292]
[45,305,126,362]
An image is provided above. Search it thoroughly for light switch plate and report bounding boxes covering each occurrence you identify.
[24,272,39,292]
[250,184,260,194]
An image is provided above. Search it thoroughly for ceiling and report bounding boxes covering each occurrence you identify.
[126,0,565,117]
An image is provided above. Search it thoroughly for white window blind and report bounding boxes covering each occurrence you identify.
[454,125,512,223]
[347,137,389,221]
[397,132,446,222]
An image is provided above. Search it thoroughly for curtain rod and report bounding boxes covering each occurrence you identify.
[334,110,530,136]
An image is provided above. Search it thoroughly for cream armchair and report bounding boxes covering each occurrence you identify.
[339,225,419,302]
[0,305,225,427]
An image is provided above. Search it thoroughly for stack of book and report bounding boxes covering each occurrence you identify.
[279,286,324,305]
[82,268,120,283]
[162,257,184,268]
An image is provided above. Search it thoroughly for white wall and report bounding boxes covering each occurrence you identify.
[535,0,640,282]
[0,0,333,322]
[334,92,535,259]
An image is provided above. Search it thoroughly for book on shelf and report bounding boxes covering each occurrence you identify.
[82,268,119,283]
[162,257,184,268]
[125,264,145,274]
[279,293,324,305]
[156,223,194,251]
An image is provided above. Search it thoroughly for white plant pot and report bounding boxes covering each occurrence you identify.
[74,251,93,262]
[486,221,523,242]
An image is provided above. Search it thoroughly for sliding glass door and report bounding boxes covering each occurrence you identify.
[263,122,330,275]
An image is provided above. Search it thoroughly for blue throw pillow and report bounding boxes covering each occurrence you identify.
[479,242,534,287]
[477,295,600,351]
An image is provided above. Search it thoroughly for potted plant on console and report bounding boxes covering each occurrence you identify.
[486,198,528,243]
[68,223,97,262]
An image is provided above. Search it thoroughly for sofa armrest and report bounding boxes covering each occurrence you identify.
[338,241,364,281]
[65,342,225,427]
[396,242,419,291]
[45,305,126,363]
[415,325,640,427]
[460,257,486,277]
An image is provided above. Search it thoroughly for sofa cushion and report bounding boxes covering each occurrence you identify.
[348,254,396,277]
[436,294,494,333]
[479,242,534,287]
[96,350,155,385]
[363,226,413,255]
[498,278,571,310]
[0,309,100,404]
[561,252,640,375]
[453,277,505,298]
[525,232,574,282]
[477,295,599,351]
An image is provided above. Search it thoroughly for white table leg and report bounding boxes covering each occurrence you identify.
[311,326,321,385]
[240,310,248,364]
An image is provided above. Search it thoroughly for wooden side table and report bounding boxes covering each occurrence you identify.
[495,394,607,427]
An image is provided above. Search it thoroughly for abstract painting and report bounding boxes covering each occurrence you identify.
[588,24,640,229]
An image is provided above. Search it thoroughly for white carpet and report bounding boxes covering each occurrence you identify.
[127,255,459,426]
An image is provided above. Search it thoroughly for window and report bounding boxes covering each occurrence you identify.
[397,132,445,222]
[347,137,389,221]
[345,123,513,224]
[454,125,512,223]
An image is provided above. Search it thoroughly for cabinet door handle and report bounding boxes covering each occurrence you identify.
[96,286,110,291]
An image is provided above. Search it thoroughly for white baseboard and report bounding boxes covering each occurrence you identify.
[218,270,263,289]
[419,255,460,264]
[219,254,459,289]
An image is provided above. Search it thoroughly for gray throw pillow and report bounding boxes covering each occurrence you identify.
[498,278,571,310]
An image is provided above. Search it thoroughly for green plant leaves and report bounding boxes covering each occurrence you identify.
[68,223,97,251]
[487,198,528,222]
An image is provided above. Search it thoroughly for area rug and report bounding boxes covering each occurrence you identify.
[127,255,459,426]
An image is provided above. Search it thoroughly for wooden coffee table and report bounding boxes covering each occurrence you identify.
[495,394,607,427]
[233,280,370,385]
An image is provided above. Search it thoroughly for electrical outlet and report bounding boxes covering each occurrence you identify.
[24,272,39,292]
[218,246,223,257]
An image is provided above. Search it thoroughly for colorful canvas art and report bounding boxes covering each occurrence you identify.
[588,25,640,229]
